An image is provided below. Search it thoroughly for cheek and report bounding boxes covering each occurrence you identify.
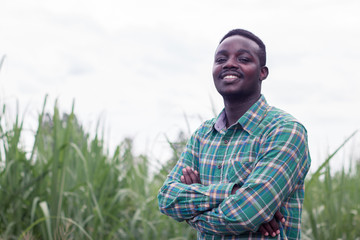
[245,66,260,79]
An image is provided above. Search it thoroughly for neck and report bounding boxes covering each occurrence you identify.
[223,94,260,127]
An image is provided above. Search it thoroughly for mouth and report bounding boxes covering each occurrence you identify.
[220,72,243,82]
[223,75,239,80]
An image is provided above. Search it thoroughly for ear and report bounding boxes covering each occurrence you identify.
[260,66,269,81]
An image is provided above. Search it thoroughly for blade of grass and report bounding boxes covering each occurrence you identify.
[39,201,52,240]
[29,95,48,163]
[307,130,358,187]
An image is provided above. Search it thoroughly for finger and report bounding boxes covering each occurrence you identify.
[182,168,192,185]
[187,167,200,184]
[194,170,201,184]
[258,225,269,236]
[262,222,276,237]
[269,218,280,236]
[180,175,185,184]
[275,210,285,223]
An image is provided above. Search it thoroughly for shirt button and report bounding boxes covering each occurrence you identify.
[224,140,229,144]
[217,164,222,169]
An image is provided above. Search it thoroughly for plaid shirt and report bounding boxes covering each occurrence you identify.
[158,95,311,240]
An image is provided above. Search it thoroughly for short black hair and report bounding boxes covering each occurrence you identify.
[220,29,266,67]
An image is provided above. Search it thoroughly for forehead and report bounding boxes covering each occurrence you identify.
[215,35,260,55]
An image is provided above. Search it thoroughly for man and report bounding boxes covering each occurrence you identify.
[158,29,311,239]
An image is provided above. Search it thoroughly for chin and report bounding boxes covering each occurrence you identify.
[220,90,260,101]
[219,91,243,99]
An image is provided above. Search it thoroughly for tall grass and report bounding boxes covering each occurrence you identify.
[0,96,359,239]
[302,131,360,239]
[0,97,195,239]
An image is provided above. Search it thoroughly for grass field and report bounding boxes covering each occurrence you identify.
[0,98,359,239]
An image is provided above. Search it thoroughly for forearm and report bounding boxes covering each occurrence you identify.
[158,131,235,221]
[186,183,282,235]
[158,178,235,221]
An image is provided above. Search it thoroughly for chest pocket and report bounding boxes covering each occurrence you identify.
[226,158,255,185]
[225,135,261,184]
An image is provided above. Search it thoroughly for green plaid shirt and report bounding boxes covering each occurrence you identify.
[158,95,311,240]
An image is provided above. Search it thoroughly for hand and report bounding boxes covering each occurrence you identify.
[180,166,201,184]
[258,210,285,237]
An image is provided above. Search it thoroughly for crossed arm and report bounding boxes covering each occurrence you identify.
[158,122,309,236]
[181,166,285,237]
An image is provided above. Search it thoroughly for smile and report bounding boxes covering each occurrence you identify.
[220,71,243,80]
[223,75,239,79]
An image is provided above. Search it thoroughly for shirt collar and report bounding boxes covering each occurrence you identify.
[212,95,270,134]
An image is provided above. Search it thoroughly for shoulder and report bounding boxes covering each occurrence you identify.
[183,118,216,149]
[193,118,216,137]
[260,106,308,138]
[266,106,299,124]
[265,106,305,127]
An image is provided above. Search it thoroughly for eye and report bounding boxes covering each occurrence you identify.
[215,56,227,63]
[238,57,250,63]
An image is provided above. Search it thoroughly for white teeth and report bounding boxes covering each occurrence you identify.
[224,75,238,79]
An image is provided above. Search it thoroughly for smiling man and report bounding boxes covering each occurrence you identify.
[158,29,311,239]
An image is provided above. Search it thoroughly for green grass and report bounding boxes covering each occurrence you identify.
[302,131,360,239]
[0,97,196,239]
[0,97,359,239]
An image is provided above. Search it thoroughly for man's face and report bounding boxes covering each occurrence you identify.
[212,35,268,100]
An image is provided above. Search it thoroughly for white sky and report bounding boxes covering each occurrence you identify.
[1,0,360,171]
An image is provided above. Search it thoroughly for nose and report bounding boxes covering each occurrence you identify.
[223,57,238,69]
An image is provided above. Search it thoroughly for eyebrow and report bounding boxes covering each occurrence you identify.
[215,49,253,56]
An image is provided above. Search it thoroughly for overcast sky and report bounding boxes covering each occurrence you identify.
[1,0,359,171]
